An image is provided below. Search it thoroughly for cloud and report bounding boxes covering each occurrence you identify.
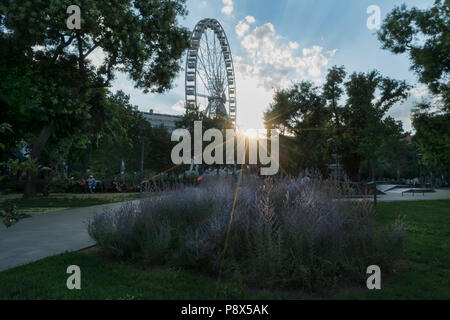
[245,16,255,24]
[385,84,445,133]
[232,21,336,129]
[236,21,250,38]
[87,47,107,69]
[327,49,338,57]
[200,1,207,7]
[171,100,186,114]
[386,101,414,133]
[410,85,430,100]
[236,22,335,90]
[289,41,299,50]
[408,84,443,106]
[221,0,233,15]
[236,16,256,38]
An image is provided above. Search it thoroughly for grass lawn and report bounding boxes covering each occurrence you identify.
[0,193,141,215]
[0,247,282,300]
[0,200,448,299]
[335,200,450,299]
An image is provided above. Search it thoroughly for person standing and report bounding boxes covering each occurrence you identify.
[87,175,96,193]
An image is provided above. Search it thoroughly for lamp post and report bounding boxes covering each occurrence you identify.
[139,119,148,180]
[417,152,423,186]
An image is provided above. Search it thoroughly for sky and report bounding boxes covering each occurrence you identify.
[107,0,436,132]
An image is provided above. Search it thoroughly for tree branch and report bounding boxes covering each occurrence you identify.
[51,34,76,63]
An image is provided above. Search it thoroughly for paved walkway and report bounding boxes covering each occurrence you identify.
[374,189,450,202]
[0,200,139,272]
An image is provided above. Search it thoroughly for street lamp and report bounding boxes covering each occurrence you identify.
[417,151,423,185]
[139,119,148,180]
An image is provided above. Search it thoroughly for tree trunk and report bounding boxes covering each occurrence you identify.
[23,124,53,198]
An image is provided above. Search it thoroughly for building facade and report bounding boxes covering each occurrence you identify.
[142,109,182,132]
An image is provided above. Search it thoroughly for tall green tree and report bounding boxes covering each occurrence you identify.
[176,106,235,172]
[0,0,190,197]
[342,71,410,181]
[322,65,347,177]
[264,68,410,181]
[323,65,347,129]
[378,0,450,179]
[378,0,449,105]
[412,104,450,178]
[264,82,331,175]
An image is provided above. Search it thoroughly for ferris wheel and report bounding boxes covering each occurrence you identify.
[185,18,237,124]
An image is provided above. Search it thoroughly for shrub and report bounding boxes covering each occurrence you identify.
[88,176,405,290]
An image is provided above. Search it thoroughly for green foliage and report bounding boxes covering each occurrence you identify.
[0,0,190,93]
[343,71,409,168]
[0,0,190,197]
[1,158,41,175]
[0,203,31,227]
[379,1,450,180]
[176,106,235,171]
[265,82,331,175]
[412,109,450,177]
[378,0,449,105]
[377,137,420,179]
[264,67,410,179]
[83,93,175,175]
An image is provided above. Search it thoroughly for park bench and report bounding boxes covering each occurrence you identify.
[401,188,434,196]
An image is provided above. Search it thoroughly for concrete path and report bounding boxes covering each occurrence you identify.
[377,189,450,201]
[0,200,139,272]
[342,189,450,202]
[376,184,398,193]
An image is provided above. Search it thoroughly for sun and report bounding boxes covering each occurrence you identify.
[243,129,259,139]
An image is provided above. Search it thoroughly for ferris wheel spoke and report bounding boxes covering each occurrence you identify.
[196,52,210,93]
[203,32,216,83]
[197,70,210,97]
[204,31,214,78]
[197,47,213,90]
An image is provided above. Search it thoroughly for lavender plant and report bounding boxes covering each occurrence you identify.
[87,176,405,290]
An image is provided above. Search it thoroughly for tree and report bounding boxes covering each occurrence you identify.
[323,65,347,129]
[176,106,235,173]
[412,105,450,178]
[264,82,331,175]
[378,0,450,181]
[322,65,347,179]
[342,71,410,182]
[263,67,410,184]
[0,35,38,160]
[378,0,449,106]
[0,0,190,197]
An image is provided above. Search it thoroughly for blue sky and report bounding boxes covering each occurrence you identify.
[108,0,435,132]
